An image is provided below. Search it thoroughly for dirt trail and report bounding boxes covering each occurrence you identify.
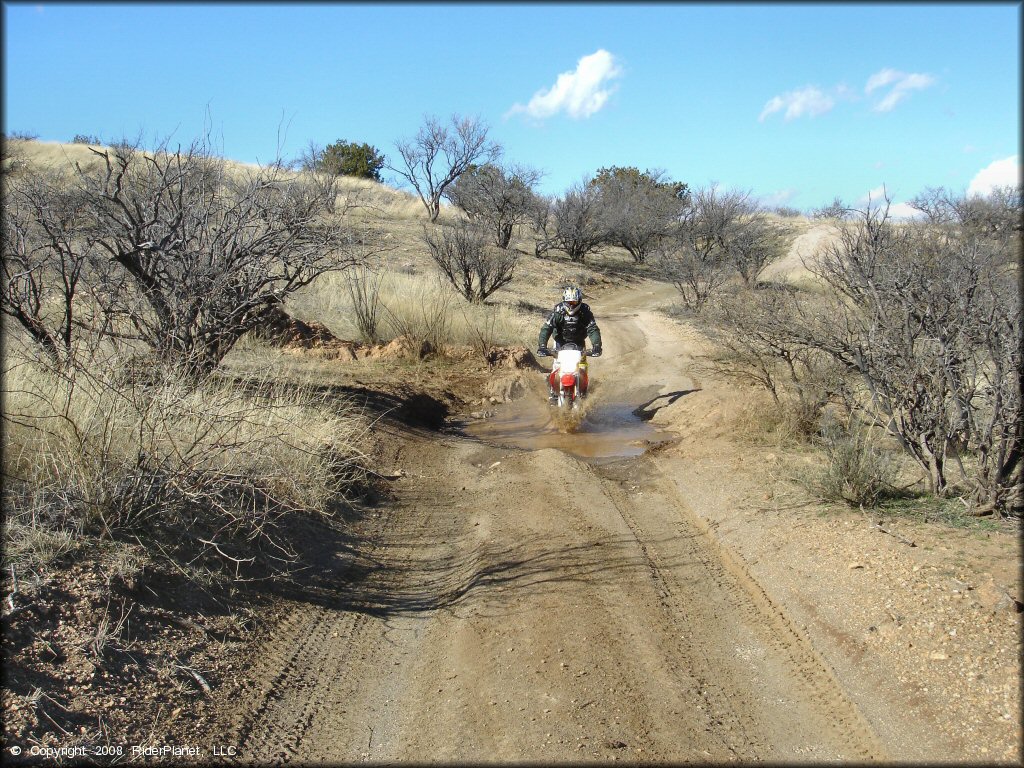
[201,280,907,764]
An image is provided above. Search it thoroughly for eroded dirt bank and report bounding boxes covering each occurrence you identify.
[179,278,1021,763]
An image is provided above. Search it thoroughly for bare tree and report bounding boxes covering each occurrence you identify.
[549,179,606,263]
[2,138,371,376]
[444,162,542,249]
[699,286,822,404]
[422,220,518,303]
[810,196,853,220]
[389,114,501,222]
[725,208,792,287]
[804,199,1022,512]
[591,167,687,263]
[1,168,107,366]
[911,184,1023,262]
[656,185,743,309]
[654,240,731,311]
[529,193,556,258]
[656,185,789,306]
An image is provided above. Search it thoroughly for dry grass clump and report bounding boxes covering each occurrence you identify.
[730,391,822,447]
[288,269,532,356]
[802,417,900,507]
[1,349,370,577]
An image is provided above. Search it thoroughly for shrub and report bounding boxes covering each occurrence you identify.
[1,352,370,577]
[318,140,385,181]
[422,220,518,303]
[444,162,542,249]
[1,137,375,376]
[345,266,387,344]
[807,417,899,507]
[810,196,851,220]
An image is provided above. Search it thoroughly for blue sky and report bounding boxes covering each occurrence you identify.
[3,2,1020,213]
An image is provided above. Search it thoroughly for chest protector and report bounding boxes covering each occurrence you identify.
[548,302,595,346]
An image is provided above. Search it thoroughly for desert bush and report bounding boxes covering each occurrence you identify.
[1,349,370,577]
[589,166,687,264]
[1,135,33,177]
[695,193,1021,516]
[733,197,1023,515]
[71,134,102,145]
[296,268,528,356]
[696,286,843,441]
[656,184,787,308]
[345,265,387,344]
[444,162,542,249]
[548,179,606,263]
[302,139,385,181]
[422,220,518,303]
[810,197,852,220]
[453,301,532,356]
[806,199,1022,513]
[772,206,803,218]
[378,273,456,356]
[1,137,376,377]
[806,417,899,507]
[910,184,1023,264]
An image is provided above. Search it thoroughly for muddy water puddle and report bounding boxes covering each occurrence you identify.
[464,386,675,460]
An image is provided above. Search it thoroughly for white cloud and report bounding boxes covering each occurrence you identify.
[855,185,923,220]
[758,86,835,122]
[864,68,935,112]
[507,50,622,121]
[760,188,799,207]
[886,202,925,221]
[864,68,902,94]
[967,155,1021,197]
[858,185,890,205]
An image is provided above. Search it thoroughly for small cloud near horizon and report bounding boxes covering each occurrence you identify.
[865,68,936,112]
[967,155,1020,197]
[758,86,834,122]
[760,188,799,207]
[761,68,935,123]
[857,185,923,220]
[506,50,622,121]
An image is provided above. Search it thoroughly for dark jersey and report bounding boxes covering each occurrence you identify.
[538,301,602,350]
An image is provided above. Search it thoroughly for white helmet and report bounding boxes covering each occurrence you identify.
[562,286,582,314]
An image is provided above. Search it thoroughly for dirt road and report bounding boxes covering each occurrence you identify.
[201,281,905,764]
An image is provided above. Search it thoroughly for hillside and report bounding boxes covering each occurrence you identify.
[2,140,1020,764]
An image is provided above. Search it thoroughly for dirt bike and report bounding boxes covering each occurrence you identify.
[537,342,601,410]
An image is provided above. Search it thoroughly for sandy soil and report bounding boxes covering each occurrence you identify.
[177,276,1021,764]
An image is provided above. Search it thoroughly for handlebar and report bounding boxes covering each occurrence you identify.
[537,347,600,358]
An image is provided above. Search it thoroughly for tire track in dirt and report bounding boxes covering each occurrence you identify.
[232,609,372,763]
[596,457,887,760]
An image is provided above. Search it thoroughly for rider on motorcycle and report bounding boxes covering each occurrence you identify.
[537,286,603,404]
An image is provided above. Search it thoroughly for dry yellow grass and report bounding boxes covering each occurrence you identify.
[1,343,371,571]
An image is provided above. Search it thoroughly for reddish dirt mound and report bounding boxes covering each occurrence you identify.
[485,345,542,370]
[362,337,434,360]
[256,303,342,349]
